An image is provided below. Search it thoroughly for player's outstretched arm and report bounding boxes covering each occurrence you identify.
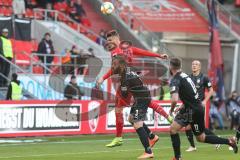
[132,47,168,59]
[96,69,112,88]
[170,93,179,116]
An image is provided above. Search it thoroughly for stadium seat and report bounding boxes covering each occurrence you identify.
[25,9,34,19]
[53,2,61,11]
[0,0,4,6]
[33,65,43,74]
[0,7,5,16]
[31,40,38,52]
[236,0,240,7]
[67,22,79,31]
[57,13,68,22]
[2,7,12,16]
[34,10,44,20]
[81,17,91,27]
[59,2,68,13]
[30,0,37,6]
[3,0,12,7]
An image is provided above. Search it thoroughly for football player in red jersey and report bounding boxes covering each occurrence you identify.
[96,30,173,147]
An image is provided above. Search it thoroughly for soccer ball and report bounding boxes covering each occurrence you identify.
[101,2,115,15]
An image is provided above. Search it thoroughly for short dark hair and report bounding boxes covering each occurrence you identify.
[44,32,51,37]
[71,75,76,79]
[12,73,18,80]
[112,55,127,66]
[106,30,119,38]
[170,57,182,70]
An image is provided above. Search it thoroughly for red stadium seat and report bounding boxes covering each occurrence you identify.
[25,9,34,19]
[59,2,68,13]
[33,65,44,74]
[12,40,33,65]
[34,10,44,20]
[0,0,4,6]
[3,0,12,6]
[53,2,61,11]
[31,40,38,52]
[0,7,5,16]
[1,7,12,16]
[236,0,240,7]
[81,17,91,27]
[71,23,79,31]
[30,0,37,6]
[57,13,68,22]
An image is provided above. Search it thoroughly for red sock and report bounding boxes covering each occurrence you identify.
[115,112,123,137]
[149,101,169,119]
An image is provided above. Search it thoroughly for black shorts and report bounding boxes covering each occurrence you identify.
[174,108,190,127]
[130,100,149,122]
[190,107,205,136]
[175,106,205,136]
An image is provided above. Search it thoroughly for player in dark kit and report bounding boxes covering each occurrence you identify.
[168,57,238,160]
[111,55,162,159]
[236,126,240,144]
[96,30,172,147]
[185,60,216,152]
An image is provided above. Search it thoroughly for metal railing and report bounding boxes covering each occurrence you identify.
[30,53,90,75]
[199,0,240,39]
[0,54,54,99]
[0,73,37,99]
[16,50,169,80]
[110,0,174,56]
[28,53,169,79]
[33,8,106,46]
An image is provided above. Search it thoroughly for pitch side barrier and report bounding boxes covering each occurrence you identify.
[0,100,185,137]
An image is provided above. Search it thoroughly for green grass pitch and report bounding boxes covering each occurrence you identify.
[0,131,238,160]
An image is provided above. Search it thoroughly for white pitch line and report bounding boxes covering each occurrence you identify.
[0,145,222,159]
[0,134,233,147]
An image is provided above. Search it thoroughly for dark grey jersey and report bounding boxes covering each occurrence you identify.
[170,72,201,109]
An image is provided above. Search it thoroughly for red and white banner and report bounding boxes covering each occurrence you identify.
[0,100,176,137]
[121,0,208,33]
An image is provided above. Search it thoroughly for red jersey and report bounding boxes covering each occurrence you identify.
[102,46,164,80]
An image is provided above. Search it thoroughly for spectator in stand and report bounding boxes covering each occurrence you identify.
[37,32,55,73]
[6,73,22,100]
[67,1,79,22]
[64,75,84,100]
[61,48,72,74]
[25,0,37,9]
[12,0,26,18]
[88,48,95,57]
[210,96,224,130]
[36,0,55,8]
[226,91,240,130]
[46,2,54,20]
[0,28,13,87]
[96,29,107,46]
[75,0,86,18]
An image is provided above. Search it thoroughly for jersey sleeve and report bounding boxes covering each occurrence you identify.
[203,75,212,89]
[170,78,180,94]
[102,69,112,80]
[132,47,163,58]
[120,75,129,98]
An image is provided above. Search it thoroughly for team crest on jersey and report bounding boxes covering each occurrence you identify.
[88,101,100,133]
[197,79,200,83]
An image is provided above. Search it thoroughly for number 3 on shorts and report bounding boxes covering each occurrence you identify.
[194,124,199,132]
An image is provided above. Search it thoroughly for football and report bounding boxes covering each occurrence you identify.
[101,2,115,15]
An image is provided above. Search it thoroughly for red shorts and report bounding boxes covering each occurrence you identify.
[115,87,132,108]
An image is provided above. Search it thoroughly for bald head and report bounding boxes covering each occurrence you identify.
[192,60,201,75]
